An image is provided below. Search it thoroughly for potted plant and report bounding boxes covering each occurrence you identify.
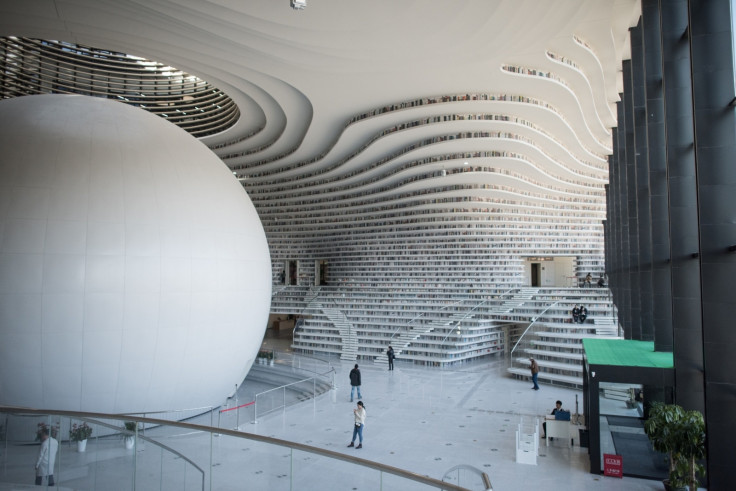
[672,409,706,491]
[123,421,137,449]
[69,422,93,452]
[644,402,706,491]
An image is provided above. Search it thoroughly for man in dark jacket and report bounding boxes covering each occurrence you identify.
[571,305,580,323]
[387,346,395,371]
[578,305,588,324]
[349,364,362,402]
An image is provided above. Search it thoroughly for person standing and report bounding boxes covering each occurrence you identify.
[387,346,395,371]
[347,401,366,449]
[349,364,362,402]
[529,357,540,390]
[35,427,58,486]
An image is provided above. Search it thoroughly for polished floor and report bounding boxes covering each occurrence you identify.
[1,330,665,491]
[252,331,662,491]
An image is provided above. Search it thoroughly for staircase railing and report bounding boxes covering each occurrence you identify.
[439,297,492,347]
[387,299,466,344]
[442,464,493,490]
[508,300,561,363]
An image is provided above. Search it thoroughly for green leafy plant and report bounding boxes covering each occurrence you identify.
[644,402,706,491]
[124,421,138,432]
[69,422,93,442]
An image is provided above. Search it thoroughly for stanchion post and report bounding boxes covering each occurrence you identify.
[234,384,239,430]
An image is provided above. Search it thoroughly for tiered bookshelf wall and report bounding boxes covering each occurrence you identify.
[273,286,616,373]
[251,54,614,375]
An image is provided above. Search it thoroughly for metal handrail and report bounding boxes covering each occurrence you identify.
[254,376,320,423]
[388,299,466,344]
[249,351,336,423]
[1,406,471,491]
[509,300,561,359]
[3,410,207,490]
[439,297,492,347]
[442,464,493,490]
[291,286,322,346]
[493,287,520,304]
[83,416,206,489]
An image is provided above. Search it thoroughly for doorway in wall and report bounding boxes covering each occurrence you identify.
[287,260,297,285]
[531,263,541,287]
[522,256,575,287]
[315,260,328,286]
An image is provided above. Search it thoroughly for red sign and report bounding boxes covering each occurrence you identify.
[603,453,623,478]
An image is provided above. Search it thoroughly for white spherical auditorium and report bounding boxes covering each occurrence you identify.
[0,95,271,413]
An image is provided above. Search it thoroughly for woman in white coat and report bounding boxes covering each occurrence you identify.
[35,427,59,486]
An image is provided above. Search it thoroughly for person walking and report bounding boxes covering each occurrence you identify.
[387,346,395,371]
[349,364,362,402]
[347,401,366,449]
[529,357,540,390]
[35,427,58,486]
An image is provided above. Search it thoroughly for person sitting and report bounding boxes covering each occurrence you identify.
[578,305,588,324]
[571,305,580,323]
[584,273,592,288]
[597,275,605,287]
[542,400,565,439]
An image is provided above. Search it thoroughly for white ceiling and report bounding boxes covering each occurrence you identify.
[0,0,641,255]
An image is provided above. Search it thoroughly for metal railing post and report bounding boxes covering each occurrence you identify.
[234,384,239,430]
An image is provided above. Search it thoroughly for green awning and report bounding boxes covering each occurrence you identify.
[583,338,673,368]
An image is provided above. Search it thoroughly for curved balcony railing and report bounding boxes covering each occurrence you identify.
[0,406,472,491]
[0,37,240,138]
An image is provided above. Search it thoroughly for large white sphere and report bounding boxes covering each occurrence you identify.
[0,95,271,413]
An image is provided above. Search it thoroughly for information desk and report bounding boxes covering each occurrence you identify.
[544,418,573,446]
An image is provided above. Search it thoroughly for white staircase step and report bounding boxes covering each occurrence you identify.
[508,367,582,386]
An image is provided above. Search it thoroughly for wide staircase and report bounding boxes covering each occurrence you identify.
[274,285,616,372]
[492,288,537,313]
[323,306,358,361]
[373,311,468,368]
[507,296,620,388]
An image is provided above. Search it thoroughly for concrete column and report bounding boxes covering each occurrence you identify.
[610,100,631,335]
[607,139,622,308]
[688,0,736,486]
[632,19,654,340]
[623,60,636,337]
[643,0,674,351]
[661,0,703,411]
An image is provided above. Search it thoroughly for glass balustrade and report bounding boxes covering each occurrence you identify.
[0,407,471,491]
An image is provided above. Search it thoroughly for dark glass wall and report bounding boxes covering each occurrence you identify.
[606,0,736,487]
[688,0,736,486]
